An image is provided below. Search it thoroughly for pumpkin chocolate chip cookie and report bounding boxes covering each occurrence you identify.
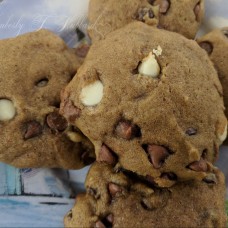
[60,22,226,187]
[0,29,95,169]
[88,0,204,41]
[64,162,227,228]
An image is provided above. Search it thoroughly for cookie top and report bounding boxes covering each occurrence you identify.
[88,0,204,41]
[0,29,95,169]
[61,22,226,187]
[64,162,227,228]
[197,28,228,141]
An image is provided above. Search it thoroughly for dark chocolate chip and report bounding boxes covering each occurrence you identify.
[108,183,122,198]
[97,145,117,165]
[145,175,156,185]
[75,44,90,58]
[202,149,208,159]
[186,128,197,136]
[203,173,217,184]
[106,214,114,224]
[61,100,81,123]
[158,0,170,14]
[46,111,68,132]
[80,151,95,166]
[148,9,154,18]
[75,28,85,41]
[145,145,170,169]
[194,1,201,22]
[149,0,170,14]
[187,157,208,172]
[148,0,156,5]
[115,120,141,140]
[161,172,177,181]
[137,8,154,22]
[198,41,213,55]
[95,220,106,228]
[24,121,42,140]
[87,187,100,200]
[100,214,114,228]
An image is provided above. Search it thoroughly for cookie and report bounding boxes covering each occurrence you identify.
[0,29,95,169]
[64,162,227,228]
[197,28,228,143]
[88,0,204,41]
[60,22,226,187]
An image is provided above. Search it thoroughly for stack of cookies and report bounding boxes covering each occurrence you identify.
[0,0,227,227]
[61,0,228,227]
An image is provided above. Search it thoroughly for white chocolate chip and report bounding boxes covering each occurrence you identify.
[80,80,104,106]
[218,122,227,144]
[0,99,16,121]
[153,46,162,57]
[67,131,83,143]
[138,52,160,78]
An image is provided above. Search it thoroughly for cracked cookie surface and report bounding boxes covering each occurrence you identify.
[0,29,95,169]
[61,22,226,186]
[64,162,227,228]
[88,0,204,41]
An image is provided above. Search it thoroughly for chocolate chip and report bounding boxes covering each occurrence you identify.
[87,187,100,199]
[148,9,154,18]
[145,175,156,185]
[186,128,197,136]
[115,120,141,140]
[154,0,170,14]
[75,28,85,41]
[194,1,201,22]
[75,44,90,58]
[61,100,81,123]
[136,8,154,22]
[202,149,208,159]
[203,173,217,184]
[24,121,42,140]
[148,0,156,5]
[108,183,122,198]
[161,172,177,181]
[46,111,68,132]
[198,41,213,55]
[187,157,208,172]
[97,145,117,165]
[106,214,114,224]
[99,214,114,228]
[80,151,95,166]
[145,145,170,169]
[95,220,106,228]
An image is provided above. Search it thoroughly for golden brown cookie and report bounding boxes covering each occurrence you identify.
[197,28,228,144]
[60,22,226,187]
[64,162,227,228]
[88,0,204,41]
[0,29,95,169]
